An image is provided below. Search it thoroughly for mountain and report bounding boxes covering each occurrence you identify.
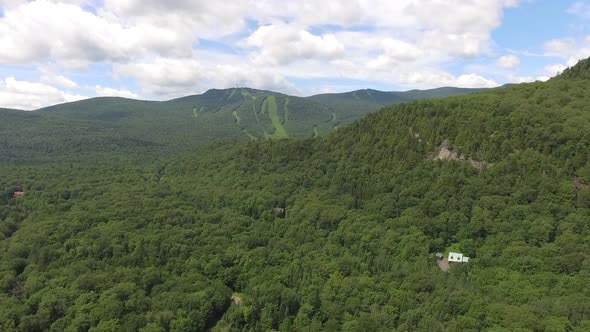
[1,88,335,162]
[38,87,339,142]
[1,59,589,331]
[0,103,162,163]
[0,86,482,163]
[308,87,484,119]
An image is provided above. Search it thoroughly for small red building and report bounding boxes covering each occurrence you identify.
[13,191,24,197]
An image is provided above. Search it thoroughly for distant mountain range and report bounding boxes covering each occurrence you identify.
[0,86,485,162]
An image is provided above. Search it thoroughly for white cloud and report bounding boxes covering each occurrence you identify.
[402,0,518,58]
[367,38,424,69]
[0,0,195,66]
[215,65,301,96]
[544,38,577,56]
[252,0,518,34]
[544,63,567,77]
[0,0,517,65]
[506,74,549,83]
[40,72,79,89]
[454,74,498,88]
[113,57,208,97]
[102,0,246,38]
[0,0,88,8]
[114,56,299,98]
[95,85,139,99]
[496,54,520,69]
[246,24,344,65]
[398,71,498,88]
[0,77,85,110]
[420,31,490,59]
[542,36,590,77]
[0,0,523,107]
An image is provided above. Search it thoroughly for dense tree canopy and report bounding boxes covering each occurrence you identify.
[0,61,590,331]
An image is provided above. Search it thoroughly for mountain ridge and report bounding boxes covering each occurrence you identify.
[4,86,484,112]
[0,86,486,163]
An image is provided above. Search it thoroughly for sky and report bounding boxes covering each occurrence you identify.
[1,0,590,110]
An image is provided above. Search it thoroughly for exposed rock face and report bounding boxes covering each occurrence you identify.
[430,139,490,170]
[274,207,285,218]
[469,159,489,170]
[431,140,462,161]
[435,145,461,161]
[231,294,242,305]
[575,177,588,191]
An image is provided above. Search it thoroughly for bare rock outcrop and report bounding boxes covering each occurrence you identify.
[430,139,491,170]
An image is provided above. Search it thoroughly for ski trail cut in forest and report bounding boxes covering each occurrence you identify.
[232,110,241,125]
[266,96,288,138]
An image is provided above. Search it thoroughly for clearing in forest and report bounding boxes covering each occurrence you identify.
[232,110,241,125]
[313,125,320,138]
[264,96,288,138]
[283,97,290,122]
[192,106,206,118]
[437,257,450,272]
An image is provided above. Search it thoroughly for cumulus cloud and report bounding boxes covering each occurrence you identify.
[0,77,85,110]
[367,39,424,69]
[420,31,489,59]
[454,74,498,88]
[215,65,301,96]
[0,0,523,107]
[402,0,518,58]
[102,0,246,37]
[496,55,520,69]
[95,85,139,99]
[542,36,590,77]
[0,0,194,66]
[114,58,206,89]
[246,24,344,65]
[506,74,549,83]
[398,71,498,89]
[544,63,567,77]
[114,56,299,98]
[544,38,577,56]
[0,0,517,66]
[40,73,79,89]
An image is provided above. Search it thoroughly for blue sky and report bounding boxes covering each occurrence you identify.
[0,0,589,109]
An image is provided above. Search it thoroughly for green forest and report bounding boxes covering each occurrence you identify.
[0,59,589,331]
[0,87,480,164]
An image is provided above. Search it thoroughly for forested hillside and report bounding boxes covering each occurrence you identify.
[308,87,484,119]
[556,57,590,80]
[0,59,590,331]
[0,87,480,164]
[2,89,330,163]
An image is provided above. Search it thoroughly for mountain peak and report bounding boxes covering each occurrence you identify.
[202,87,279,96]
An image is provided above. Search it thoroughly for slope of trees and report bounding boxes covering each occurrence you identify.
[0,87,483,165]
[557,57,590,80]
[0,61,589,331]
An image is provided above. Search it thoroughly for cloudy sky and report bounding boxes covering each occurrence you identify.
[1,0,590,110]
